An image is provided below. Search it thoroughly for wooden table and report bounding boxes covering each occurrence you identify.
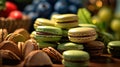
[2,55,120,67]
[53,54,120,67]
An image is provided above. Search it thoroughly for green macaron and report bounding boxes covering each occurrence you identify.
[34,26,62,42]
[53,14,79,29]
[57,42,84,53]
[62,50,90,67]
[107,41,120,58]
[37,41,58,49]
[34,18,54,29]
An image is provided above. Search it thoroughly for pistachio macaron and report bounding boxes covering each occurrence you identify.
[53,14,79,29]
[107,41,120,58]
[34,26,62,42]
[62,50,90,67]
[34,18,54,29]
[57,42,84,53]
[68,27,97,43]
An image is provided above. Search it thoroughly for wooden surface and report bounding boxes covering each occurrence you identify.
[1,54,120,67]
[53,54,120,67]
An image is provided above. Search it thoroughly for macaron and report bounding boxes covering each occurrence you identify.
[23,50,52,67]
[30,31,36,39]
[34,18,54,29]
[37,41,58,49]
[0,50,21,65]
[0,28,8,42]
[18,39,39,59]
[34,26,62,42]
[59,29,69,42]
[53,14,79,29]
[42,47,63,64]
[57,42,84,53]
[68,27,97,43]
[0,41,21,58]
[62,50,90,67]
[4,33,26,44]
[84,41,105,57]
[13,28,30,40]
[107,41,120,58]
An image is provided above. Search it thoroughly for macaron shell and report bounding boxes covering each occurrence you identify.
[23,50,52,66]
[0,50,21,65]
[13,28,30,40]
[4,33,26,44]
[0,41,21,58]
[69,35,97,43]
[37,41,57,49]
[42,47,63,63]
[36,26,62,35]
[54,14,78,22]
[55,21,78,29]
[63,50,90,61]
[68,27,97,36]
[86,41,105,49]
[108,41,120,47]
[0,50,21,60]
[57,42,84,51]
[35,35,62,42]
[35,18,54,26]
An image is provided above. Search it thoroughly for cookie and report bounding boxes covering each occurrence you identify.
[68,27,97,43]
[62,50,90,67]
[53,14,79,29]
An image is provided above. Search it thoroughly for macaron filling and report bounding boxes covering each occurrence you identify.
[57,20,78,23]
[36,32,61,36]
[69,34,96,38]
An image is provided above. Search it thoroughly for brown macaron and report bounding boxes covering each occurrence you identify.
[84,41,105,57]
[0,50,21,65]
[0,41,21,58]
[0,29,8,42]
[42,47,63,63]
[23,50,52,67]
[13,28,30,40]
[4,33,26,44]
[20,39,39,59]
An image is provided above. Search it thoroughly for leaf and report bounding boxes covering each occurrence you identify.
[77,8,92,24]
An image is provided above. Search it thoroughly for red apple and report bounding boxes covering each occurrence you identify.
[8,10,23,19]
[0,1,18,17]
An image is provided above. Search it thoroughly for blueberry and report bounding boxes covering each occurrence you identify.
[23,4,36,14]
[54,0,68,14]
[68,0,83,8]
[27,12,39,21]
[36,1,52,18]
[32,0,47,5]
[46,0,57,6]
[68,5,78,14]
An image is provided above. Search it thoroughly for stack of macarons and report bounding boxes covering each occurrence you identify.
[31,13,105,65]
[34,26,62,49]
[32,14,80,49]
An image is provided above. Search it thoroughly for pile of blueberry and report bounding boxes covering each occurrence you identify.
[23,0,84,21]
